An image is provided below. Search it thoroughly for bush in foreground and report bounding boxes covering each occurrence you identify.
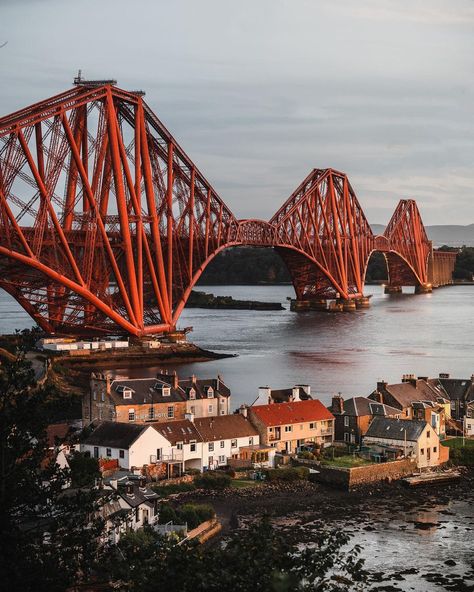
[194,471,231,490]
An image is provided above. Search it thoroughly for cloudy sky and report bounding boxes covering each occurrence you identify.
[1,0,473,225]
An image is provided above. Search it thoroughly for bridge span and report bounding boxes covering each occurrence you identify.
[0,82,456,336]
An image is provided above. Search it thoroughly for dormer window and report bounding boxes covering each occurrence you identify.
[122,389,132,399]
[162,387,171,397]
[207,387,214,398]
[189,388,196,400]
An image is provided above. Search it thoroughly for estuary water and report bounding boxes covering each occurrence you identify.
[1,284,473,409]
[1,284,474,590]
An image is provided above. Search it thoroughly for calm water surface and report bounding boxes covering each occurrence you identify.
[1,284,473,408]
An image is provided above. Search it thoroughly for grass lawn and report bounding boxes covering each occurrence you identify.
[321,455,372,468]
[230,478,261,489]
[441,437,474,449]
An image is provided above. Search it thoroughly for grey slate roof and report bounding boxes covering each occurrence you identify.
[83,421,147,449]
[365,417,427,442]
[343,397,401,417]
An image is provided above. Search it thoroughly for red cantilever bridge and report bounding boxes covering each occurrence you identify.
[0,82,456,337]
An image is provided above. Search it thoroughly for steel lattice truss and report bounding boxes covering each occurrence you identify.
[0,84,434,337]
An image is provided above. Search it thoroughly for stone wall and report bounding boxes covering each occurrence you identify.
[296,457,416,489]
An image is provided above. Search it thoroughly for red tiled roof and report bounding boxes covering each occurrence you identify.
[250,399,334,427]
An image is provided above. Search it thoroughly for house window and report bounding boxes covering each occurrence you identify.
[220,440,225,448]
[285,425,292,432]
[167,406,174,419]
[420,448,424,455]
[135,508,140,523]
[209,442,214,452]
[156,449,162,460]
[106,448,112,457]
[269,427,273,432]
[101,392,105,402]
[93,446,99,458]
[177,442,183,450]
[231,439,237,448]
[148,407,155,420]
[249,437,254,445]
[190,441,196,452]
[190,406,195,414]
[208,456,214,466]
[162,387,171,397]
[207,387,214,398]
[189,388,196,400]
[128,408,135,421]
[208,404,213,414]
[344,433,350,443]
[309,422,315,430]
[344,416,350,427]
[93,390,97,400]
[221,410,225,415]
[350,434,356,444]
[433,446,437,452]
[119,450,125,459]
[426,430,430,438]
[218,455,225,464]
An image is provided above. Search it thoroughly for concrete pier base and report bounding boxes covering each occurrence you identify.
[384,285,402,294]
[415,283,433,294]
[290,299,311,311]
[355,296,371,309]
[328,301,344,312]
[337,298,357,312]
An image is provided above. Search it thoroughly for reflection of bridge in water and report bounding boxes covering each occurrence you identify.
[0,81,456,336]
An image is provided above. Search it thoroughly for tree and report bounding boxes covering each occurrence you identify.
[102,517,366,592]
[0,355,105,591]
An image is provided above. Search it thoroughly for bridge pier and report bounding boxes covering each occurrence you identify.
[336,298,357,312]
[414,283,433,294]
[384,285,402,294]
[290,299,328,311]
[355,296,371,309]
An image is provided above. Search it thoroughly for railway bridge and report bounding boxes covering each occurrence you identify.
[0,81,456,336]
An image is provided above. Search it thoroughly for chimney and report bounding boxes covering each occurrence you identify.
[296,384,311,397]
[377,380,388,392]
[257,386,272,405]
[217,374,222,390]
[172,370,179,389]
[331,393,344,414]
[126,482,134,495]
[185,412,195,423]
[191,374,197,384]
[239,405,248,418]
[292,387,301,402]
[373,390,383,404]
[439,373,450,379]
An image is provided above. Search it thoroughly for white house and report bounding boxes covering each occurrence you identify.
[81,421,169,470]
[363,417,445,468]
[100,475,159,544]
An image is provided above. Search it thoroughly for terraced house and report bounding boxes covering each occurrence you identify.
[83,371,231,425]
[247,399,335,453]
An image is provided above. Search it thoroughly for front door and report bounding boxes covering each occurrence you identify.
[427,447,431,463]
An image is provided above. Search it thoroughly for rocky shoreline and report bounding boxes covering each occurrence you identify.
[175,469,474,591]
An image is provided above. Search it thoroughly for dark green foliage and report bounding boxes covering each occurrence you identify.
[449,446,474,466]
[0,355,105,591]
[151,481,196,496]
[68,451,100,487]
[102,517,366,592]
[451,246,474,279]
[158,503,215,530]
[365,251,388,282]
[194,470,232,490]
[265,467,310,481]
[198,246,291,285]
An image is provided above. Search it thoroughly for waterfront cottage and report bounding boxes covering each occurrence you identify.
[101,475,159,545]
[81,421,170,470]
[329,395,401,445]
[247,399,335,454]
[84,371,231,425]
[363,417,448,468]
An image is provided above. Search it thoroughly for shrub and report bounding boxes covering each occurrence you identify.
[265,467,309,482]
[158,503,177,524]
[298,451,315,460]
[159,503,215,529]
[225,468,236,478]
[151,482,196,496]
[185,468,201,476]
[194,471,231,490]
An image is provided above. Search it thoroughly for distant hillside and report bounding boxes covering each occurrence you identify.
[371,224,474,247]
